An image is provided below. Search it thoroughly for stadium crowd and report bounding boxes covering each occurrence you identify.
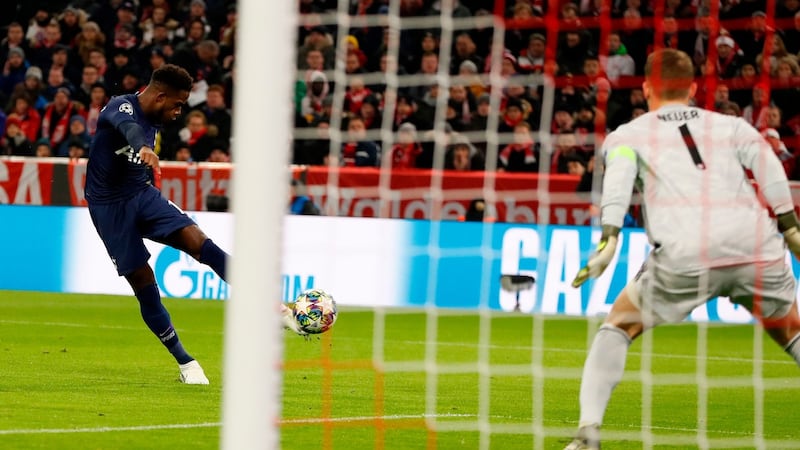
[294,0,800,181]
[0,0,235,162]
[0,0,799,181]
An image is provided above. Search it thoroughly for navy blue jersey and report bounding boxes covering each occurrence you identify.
[85,94,159,204]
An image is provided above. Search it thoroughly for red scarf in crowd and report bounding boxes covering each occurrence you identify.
[187,127,208,146]
[342,143,358,166]
[41,102,75,148]
[391,143,423,169]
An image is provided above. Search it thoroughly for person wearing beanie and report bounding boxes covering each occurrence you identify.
[0,46,29,96]
[56,115,92,157]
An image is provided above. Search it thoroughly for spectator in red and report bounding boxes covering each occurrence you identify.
[7,94,41,142]
[75,22,106,67]
[498,122,538,172]
[85,82,108,136]
[344,75,372,115]
[517,34,546,74]
[1,116,33,156]
[339,116,379,167]
[196,84,231,143]
[552,102,576,134]
[715,35,744,79]
[1,22,28,70]
[179,110,216,162]
[389,122,423,169]
[41,87,83,150]
[498,97,526,134]
[113,23,138,51]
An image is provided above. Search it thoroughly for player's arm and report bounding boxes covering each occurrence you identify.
[572,140,637,287]
[734,120,800,258]
[108,101,160,170]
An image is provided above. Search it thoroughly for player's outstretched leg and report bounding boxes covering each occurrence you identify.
[198,238,228,282]
[566,287,644,450]
[127,266,209,385]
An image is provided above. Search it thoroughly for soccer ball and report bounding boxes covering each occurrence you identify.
[292,289,337,334]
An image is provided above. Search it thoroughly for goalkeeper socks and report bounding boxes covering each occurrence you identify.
[578,324,632,427]
[135,283,193,364]
[785,332,800,367]
[199,239,228,282]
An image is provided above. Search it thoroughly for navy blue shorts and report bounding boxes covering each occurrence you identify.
[88,186,196,276]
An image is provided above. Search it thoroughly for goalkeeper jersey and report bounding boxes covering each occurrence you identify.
[600,103,793,272]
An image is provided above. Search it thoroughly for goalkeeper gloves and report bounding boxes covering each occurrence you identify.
[777,211,800,261]
[571,225,620,288]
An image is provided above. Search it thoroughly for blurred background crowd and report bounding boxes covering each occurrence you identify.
[0,0,798,183]
[0,0,235,162]
[293,0,800,182]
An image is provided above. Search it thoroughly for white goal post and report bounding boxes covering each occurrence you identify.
[220,0,296,448]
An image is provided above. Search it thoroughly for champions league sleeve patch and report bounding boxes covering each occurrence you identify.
[118,103,134,115]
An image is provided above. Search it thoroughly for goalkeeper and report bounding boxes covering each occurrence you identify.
[566,49,800,450]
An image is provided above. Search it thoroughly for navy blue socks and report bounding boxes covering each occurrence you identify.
[136,283,193,364]
[199,239,228,282]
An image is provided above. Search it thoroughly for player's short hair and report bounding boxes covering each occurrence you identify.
[644,49,694,100]
[151,64,193,93]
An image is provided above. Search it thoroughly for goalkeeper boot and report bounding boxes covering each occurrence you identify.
[179,360,210,385]
[564,424,600,450]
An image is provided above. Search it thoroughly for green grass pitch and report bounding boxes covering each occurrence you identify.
[1,291,798,449]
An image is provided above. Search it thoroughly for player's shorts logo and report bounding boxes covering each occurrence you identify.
[119,103,134,115]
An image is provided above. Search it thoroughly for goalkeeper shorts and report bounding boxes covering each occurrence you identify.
[627,257,796,326]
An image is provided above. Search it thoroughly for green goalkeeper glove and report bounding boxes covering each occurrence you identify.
[777,211,800,261]
[572,225,620,288]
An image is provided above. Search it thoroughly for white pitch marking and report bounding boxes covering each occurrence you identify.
[0,414,474,436]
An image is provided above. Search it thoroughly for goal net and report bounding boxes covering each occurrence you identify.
[270,0,800,449]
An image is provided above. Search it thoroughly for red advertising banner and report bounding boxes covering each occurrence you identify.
[11,157,800,225]
[298,166,592,224]
[0,158,54,205]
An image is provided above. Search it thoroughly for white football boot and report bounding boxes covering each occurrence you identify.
[564,424,600,450]
[179,360,210,385]
[281,303,307,336]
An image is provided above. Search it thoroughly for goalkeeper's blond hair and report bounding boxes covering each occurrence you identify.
[644,49,694,101]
